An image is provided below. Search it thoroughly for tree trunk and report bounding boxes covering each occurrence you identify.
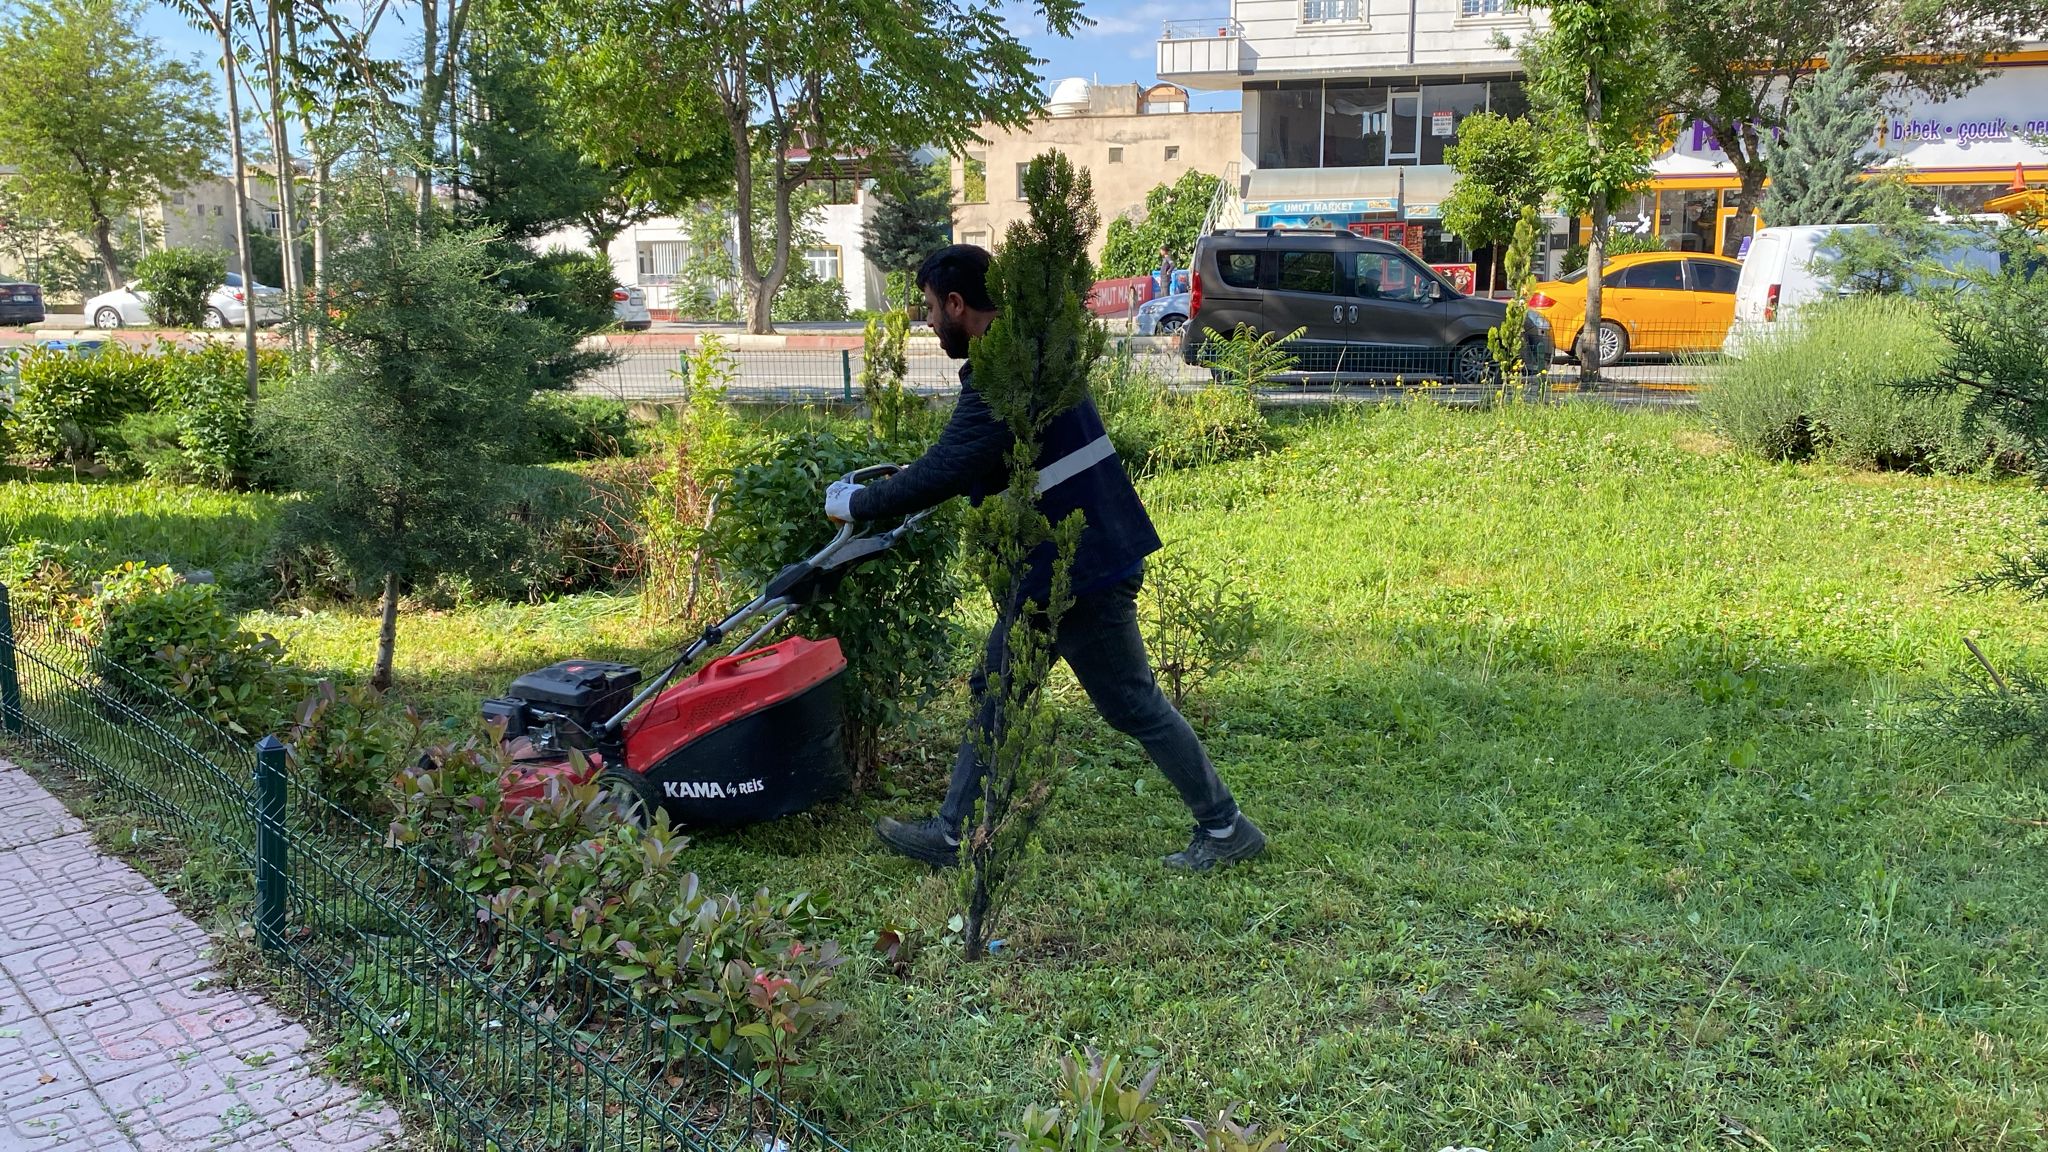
[416,0,439,229]
[372,571,401,692]
[1580,195,1606,388]
[89,214,121,290]
[1578,57,1604,389]
[261,2,302,313]
[214,7,262,403]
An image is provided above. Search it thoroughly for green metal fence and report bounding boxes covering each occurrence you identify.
[0,588,848,1152]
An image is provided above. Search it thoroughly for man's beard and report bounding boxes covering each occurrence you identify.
[934,312,970,359]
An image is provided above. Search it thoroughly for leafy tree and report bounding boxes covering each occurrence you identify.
[1442,114,1544,295]
[458,0,676,252]
[529,0,1086,334]
[1098,171,1224,279]
[1663,0,2048,258]
[862,162,954,308]
[269,223,560,691]
[1817,175,1944,296]
[135,248,227,327]
[957,151,1102,960]
[0,0,221,289]
[1524,0,1670,383]
[1762,42,1880,227]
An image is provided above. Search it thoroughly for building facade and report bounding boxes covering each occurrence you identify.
[950,81,1241,261]
[1161,5,2048,277]
[1158,0,1546,280]
[585,180,890,321]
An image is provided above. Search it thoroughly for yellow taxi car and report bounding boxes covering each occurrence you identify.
[1527,251,1741,366]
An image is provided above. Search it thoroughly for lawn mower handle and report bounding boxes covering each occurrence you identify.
[594,464,929,739]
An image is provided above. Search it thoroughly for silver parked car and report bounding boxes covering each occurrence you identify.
[1134,290,1191,336]
[85,272,284,329]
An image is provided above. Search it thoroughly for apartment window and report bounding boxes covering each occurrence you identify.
[1164,145,1180,161]
[212,205,223,217]
[962,153,988,203]
[1109,146,1124,163]
[1460,0,1513,13]
[804,246,842,283]
[636,240,687,284]
[1015,162,1032,200]
[171,192,186,206]
[962,230,990,249]
[1301,0,1363,23]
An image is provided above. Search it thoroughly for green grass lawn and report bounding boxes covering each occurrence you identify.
[7,402,2047,1149]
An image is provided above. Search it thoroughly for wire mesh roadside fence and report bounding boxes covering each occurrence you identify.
[575,329,1715,408]
[0,588,847,1152]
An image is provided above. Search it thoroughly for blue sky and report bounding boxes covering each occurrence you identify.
[137,0,1241,120]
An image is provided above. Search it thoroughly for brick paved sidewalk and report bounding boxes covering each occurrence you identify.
[0,760,402,1150]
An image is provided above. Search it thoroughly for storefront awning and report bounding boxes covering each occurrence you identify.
[1243,166,1462,221]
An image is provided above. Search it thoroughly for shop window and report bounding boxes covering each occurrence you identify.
[1323,83,1391,167]
[1419,221,1467,265]
[1419,82,1488,165]
[1256,84,1323,169]
[1277,250,1338,294]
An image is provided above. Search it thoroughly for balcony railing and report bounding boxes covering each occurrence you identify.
[1161,16,1242,40]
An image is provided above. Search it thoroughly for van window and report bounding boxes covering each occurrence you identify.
[1611,261,1685,290]
[1689,260,1739,294]
[1355,252,1433,302]
[1277,251,1338,294]
[1218,251,1259,288]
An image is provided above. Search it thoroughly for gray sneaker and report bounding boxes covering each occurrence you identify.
[1163,815,1266,872]
[875,815,961,868]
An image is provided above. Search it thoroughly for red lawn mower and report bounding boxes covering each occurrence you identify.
[486,466,929,828]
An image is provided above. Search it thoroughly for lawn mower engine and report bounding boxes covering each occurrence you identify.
[481,464,927,831]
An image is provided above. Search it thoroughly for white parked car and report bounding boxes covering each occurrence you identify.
[1134,290,1191,336]
[613,284,651,330]
[85,272,285,330]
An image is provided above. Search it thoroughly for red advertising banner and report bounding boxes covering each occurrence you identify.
[1433,263,1478,294]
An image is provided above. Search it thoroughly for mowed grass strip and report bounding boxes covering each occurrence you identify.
[8,402,2046,1148]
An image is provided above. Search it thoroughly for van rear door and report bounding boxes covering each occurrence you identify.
[1733,232,1784,327]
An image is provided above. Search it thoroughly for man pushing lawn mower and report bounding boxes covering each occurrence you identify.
[825,245,1265,873]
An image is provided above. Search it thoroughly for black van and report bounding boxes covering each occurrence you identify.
[0,282,45,327]
[1182,230,1549,385]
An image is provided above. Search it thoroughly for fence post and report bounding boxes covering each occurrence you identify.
[253,735,288,950]
[678,348,691,403]
[0,585,21,735]
[841,347,854,403]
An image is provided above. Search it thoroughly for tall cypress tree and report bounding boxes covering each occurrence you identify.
[862,162,954,309]
[1763,42,1882,226]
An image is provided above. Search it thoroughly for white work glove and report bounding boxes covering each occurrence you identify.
[824,479,863,522]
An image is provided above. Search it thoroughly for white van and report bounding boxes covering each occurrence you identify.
[1722,220,2006,357]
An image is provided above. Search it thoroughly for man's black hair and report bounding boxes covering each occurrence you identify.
[915,244,995,311]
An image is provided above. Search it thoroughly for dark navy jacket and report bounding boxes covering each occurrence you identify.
[849,364,1161,604]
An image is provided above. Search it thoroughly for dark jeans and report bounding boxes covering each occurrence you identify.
[939,567,1239,832]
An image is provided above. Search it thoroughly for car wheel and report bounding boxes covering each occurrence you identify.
[1595,320,1628,367]
[201,307,228,329]
[1450,339,1494,388]
[1158,315,1186,335]
[93,307,123,329]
